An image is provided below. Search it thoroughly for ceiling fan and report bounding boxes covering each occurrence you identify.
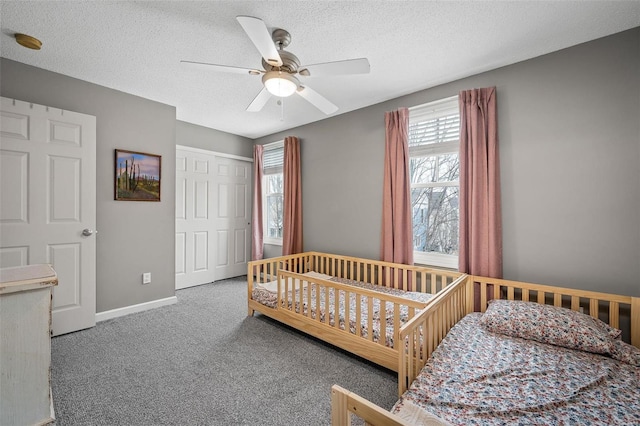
[181,16,370,115]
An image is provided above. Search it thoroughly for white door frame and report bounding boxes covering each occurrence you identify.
[176,145,253,163]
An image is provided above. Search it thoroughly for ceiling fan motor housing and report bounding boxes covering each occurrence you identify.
[272,28,291,48]
[260,28,300,73]
[263,50,300,73]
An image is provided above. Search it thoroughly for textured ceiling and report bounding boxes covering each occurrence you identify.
[1,1,639,139]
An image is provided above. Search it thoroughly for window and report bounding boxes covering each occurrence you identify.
[263,141,284,245]
[409,96,460,268]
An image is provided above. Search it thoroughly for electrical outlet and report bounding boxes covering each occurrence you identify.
[142,272,151,284]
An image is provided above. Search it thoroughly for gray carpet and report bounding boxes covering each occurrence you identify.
[51,276,398,425]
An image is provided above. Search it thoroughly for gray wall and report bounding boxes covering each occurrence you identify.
[1,58,177,312]
[176,120,252,158]
[2,26,637,311]
[255,27,640,297]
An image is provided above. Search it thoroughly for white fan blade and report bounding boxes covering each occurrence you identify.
[296,85,338,115]
[298,58,370,77]
[246,88,272,112]
[180,60,261,75]
[236,16,283,67]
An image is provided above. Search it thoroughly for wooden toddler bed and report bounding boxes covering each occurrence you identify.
[247,252,466,371]
[331,275,640,425]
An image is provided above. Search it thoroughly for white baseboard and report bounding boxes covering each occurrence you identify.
[50,386,55,422]
[95,296,178,322]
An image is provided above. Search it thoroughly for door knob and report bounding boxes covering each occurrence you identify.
[82,229,96,236]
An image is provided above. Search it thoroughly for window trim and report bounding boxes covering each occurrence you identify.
[409,96,460,269]
[414,251,459,269]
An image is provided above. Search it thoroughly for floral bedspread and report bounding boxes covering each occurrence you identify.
[392,313,640,425]
[252,277,433,348]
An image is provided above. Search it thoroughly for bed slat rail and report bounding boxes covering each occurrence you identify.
[275,269,429,362]
[277,270,430,309]
[305,252,463,294]
[397,274,470,396]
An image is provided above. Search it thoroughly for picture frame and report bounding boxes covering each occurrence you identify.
[114,149,161,201]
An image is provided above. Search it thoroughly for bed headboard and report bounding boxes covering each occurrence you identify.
[471,276,640,348]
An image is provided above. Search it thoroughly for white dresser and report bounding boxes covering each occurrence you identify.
[0,264,58,426]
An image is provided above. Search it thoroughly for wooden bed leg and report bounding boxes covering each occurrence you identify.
[631,297,640,348]
[248,308,254,317]
[331,385,351,426]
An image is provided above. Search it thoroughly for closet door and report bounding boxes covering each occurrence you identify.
[175,147,251,289]
[213,156,251,280]
[175,148,216,289]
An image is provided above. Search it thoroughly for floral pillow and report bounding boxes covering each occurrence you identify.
[480,299,619,355]
[610,339,640,366]
[603,322,623,340]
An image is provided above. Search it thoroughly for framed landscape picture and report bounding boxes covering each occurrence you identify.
[115,149,161,201]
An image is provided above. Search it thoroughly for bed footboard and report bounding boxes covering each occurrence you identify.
[331,385,410,426]
[247,253,311,316]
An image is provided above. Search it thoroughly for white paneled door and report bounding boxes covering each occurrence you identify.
[175,146,251,289]
[175,148,216,289]
[213,156,251,279]
[0,97,96,336]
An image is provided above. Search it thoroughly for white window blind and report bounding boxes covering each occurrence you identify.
[263,141,284,174]
[409,96,460,156]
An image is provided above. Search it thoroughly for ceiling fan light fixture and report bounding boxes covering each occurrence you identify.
[263,71,298,97]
